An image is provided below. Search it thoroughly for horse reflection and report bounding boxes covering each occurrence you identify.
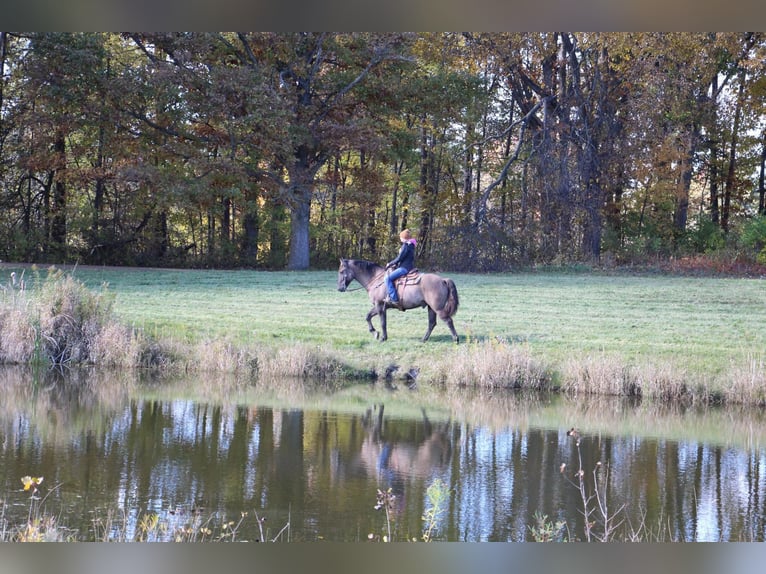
[356,405,454,480]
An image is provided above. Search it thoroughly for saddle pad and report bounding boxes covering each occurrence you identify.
[397,269,421,286]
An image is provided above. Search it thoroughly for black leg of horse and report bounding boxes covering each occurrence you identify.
[422,307,437,342]
[444,316,459,344]
[378,304,388,341]
[366,307,379,340]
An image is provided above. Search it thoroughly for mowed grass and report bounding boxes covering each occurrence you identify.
[17,265,762,381]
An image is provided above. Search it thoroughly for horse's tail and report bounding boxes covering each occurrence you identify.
[442,278,459,318]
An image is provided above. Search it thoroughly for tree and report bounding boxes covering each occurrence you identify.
[2,33,110,261]
[237,33,414,269]
[2,33,765,270]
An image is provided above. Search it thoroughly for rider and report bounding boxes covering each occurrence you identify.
[384,229,416,307]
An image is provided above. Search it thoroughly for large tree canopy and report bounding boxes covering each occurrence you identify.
[1,32,765,270]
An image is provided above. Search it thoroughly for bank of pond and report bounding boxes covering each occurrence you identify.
[2,366,766,542]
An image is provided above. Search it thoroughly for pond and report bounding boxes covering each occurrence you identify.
[2,366,766,542]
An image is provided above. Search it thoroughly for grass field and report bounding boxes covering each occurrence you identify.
[3,264,766,401]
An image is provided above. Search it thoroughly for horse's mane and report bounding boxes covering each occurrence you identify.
[351,259,383,274]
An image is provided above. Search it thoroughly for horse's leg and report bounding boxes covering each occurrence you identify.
[379,304,388,341]
[366,307,379,340]
[443,316,459,344]
[422,307,437,342]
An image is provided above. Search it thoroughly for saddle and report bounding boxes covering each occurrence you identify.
[393,268,421,293]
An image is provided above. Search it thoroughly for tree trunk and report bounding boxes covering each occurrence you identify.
[722,76,745,233]
[418,125,436,257]
[222,196,231,244]
[389,160,403,236]
[91,120,106,262]
[709,143,720,224]
[539,45,559,261]
[708,74,720,224]
[241,208,259,265]
[287,189,311,270]
[0,33,6,151]
[462,138,473,226]
[286,151,320,270]
[207,208,215,256]
[154,211,168,260]
[266,198,287,268]
[51,132,67,258]
[581,145,604,260]
[758,130,766,216]
[673,128,695,237]
[41,171,53,258]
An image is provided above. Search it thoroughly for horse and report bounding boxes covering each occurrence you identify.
[356,405,454,480]
[337,258,459,343]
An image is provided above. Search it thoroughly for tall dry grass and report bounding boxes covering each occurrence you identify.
[724,356,766,406]
[183,338,348,381]
[433,339,551,390]
[561,354,696,401]
[0,305,36,363]
[433,342,766,408]
[0,268,147,368]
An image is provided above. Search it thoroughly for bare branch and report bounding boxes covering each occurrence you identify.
[475,96,549,227]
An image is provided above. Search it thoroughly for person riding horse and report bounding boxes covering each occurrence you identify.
[337,258,460,343]
[384,229,416,307]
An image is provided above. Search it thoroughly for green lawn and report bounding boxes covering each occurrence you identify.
[20,264,762,381]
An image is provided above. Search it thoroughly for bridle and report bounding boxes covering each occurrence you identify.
[345,284,366,292]
[340,263,385,292]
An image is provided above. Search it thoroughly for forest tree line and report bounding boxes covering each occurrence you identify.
[1,32,765,271]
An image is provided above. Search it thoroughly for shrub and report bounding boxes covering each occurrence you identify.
[739,216,766,266]
[36,269,118,364]
[0,268,145,367]
[740,216,766,252]
[682,215,725,254]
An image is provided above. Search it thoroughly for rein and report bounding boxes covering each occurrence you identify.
[348,267,386,292]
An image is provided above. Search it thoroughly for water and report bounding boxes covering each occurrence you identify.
[2,367,766,541]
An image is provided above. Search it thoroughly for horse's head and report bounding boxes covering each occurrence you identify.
[337,259,354,292]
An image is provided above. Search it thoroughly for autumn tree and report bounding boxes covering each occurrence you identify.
[0,33,110,260]
[1,33,765,270]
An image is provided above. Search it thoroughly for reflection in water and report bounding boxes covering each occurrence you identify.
[356,405,453,480]
[1,367,766,541]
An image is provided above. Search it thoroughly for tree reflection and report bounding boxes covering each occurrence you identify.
[2,368,766,541]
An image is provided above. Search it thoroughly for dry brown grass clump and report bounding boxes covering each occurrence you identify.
[434,339,551,389]
[181,339,347,382]
[560,354,635,396]
[90,322,146,368]
[632,361,694,402]
[558,353,732,404]
[724,357,766,406]
[0,305,36,363]
[0,268,151,368]
[191,338,256,373]
[561,354,696,401]
[254,343,348,380]
[36,270,115,364]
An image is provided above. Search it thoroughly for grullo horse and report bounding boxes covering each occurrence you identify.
[337,258,459,343]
